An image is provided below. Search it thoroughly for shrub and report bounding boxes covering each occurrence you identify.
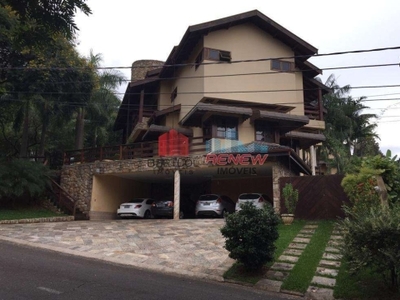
[340,204,400,291]
[282,183,299,214]
[341,151,400,212]
[341,168,380,212]
[220,202,280,271]
[0,159,51,207]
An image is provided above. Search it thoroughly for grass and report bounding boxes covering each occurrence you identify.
[280,220,334,293]
[334,260,400,299]
[0,207,64,220]
[223,219,306,284]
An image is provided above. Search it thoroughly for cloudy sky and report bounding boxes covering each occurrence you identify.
[74,0,400,157]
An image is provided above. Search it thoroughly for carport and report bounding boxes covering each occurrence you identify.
[87,144,309,220]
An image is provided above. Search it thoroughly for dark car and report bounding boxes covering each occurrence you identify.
[151,196,196,219]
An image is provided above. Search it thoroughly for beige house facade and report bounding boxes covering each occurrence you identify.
[62,10,330,220]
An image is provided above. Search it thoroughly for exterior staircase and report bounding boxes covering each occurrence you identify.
[46,177,89,220]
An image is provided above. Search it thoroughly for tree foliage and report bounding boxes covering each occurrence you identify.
[1,0,91,40]
[0,1,124,167]
[220,202,280,271]
[320,74,380,173]
[341,150,400,209]
[0,158,51,207]
[340,150,400,290]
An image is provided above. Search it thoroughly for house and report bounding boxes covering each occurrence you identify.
[61,10,330,220]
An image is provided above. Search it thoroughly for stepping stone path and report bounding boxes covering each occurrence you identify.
[256,223,318,293]
[306,225,344,300]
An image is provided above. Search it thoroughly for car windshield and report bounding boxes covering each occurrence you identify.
[128,199,144,203]
[239,194,260,200]
[199,195,219,201]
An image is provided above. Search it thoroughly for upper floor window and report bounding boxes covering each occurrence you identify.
[195,48,231,69]
[271,59,294,72]
[216,118,238,140]
[255,123,275,143]
[203,117,238,140]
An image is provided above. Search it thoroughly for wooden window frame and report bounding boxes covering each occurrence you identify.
[254,123,278,143]
[203,116,238,141]
[195,48,231,70]
[271,59,294,72]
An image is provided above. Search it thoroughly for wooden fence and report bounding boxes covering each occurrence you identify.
[279,175,350,220]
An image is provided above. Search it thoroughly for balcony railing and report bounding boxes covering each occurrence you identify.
[63,137,207,165]
[304,104,322,120]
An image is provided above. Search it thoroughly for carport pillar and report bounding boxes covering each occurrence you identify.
[310,145,317,176]
[173,170,180,220]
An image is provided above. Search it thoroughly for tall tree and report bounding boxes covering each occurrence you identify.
[0,1,93,160]
[75,51,125,149]
[320,74,380,173]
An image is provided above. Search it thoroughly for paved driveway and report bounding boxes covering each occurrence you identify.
[0,219,234,281]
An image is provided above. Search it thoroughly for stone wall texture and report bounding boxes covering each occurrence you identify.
[131,60,164,82]
[61,156,207,216]
[272,161,297,214]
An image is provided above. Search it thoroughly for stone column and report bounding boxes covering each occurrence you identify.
[173,170,180,220]
[310,145,316,176]
[272,165,281,214]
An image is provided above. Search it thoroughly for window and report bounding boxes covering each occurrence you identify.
[255,124,275,143]
[271,59,294,72]
[216,118,238,140]
[170,87,177,102]
[203,117,238,140]
[195,48,231,69]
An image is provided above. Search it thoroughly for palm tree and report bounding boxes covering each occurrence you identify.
[74,51,125,149]
[321,74,379,173]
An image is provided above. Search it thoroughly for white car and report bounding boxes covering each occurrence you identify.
[195,194,236,218]
[235,193,273,212]
[117,198,155,218]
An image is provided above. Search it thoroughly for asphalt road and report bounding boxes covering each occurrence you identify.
[0,241,296,300]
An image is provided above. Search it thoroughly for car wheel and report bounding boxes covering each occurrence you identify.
[144,210,151,219]
[179,211,184,219]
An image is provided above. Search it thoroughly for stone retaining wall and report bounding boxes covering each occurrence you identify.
[61,156,207,216]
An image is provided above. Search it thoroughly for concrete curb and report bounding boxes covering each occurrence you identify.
[0,216,75,225]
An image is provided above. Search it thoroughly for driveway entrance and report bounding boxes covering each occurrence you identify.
[0,219,234,281]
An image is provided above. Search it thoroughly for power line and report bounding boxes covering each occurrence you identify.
[2,45,400,71]
[5,83,400,96]
[2,62,398,85]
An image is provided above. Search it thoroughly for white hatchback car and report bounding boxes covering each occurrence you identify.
[235,193,273,212]
[195,194,235,218]
[117,198,155,219]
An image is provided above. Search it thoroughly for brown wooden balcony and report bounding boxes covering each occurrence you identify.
[63,137,207,165]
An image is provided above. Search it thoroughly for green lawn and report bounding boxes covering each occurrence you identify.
[280,221,334,292]
[0,208,64,220]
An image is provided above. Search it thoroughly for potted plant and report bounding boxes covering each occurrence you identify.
[281,183,299,225]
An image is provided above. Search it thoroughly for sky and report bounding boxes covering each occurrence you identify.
[74,0,400,157]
